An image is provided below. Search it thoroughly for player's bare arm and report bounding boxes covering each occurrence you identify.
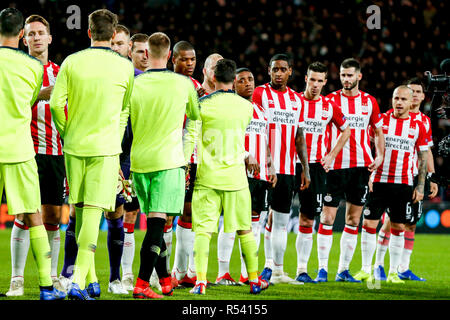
[413,150,428,203]
[321,126,351,172]
[295,127,310,190]
[368,126,385,172]
[266,144,277,188]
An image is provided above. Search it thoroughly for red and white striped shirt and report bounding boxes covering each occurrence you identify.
[373,113,429,185]
[184,76,205,164]
[298,93,348,163]
[326,90,382,170]
[30,61,63,155]
[385,109,433,176]
[253,83,302,176]
[245,102,269,181]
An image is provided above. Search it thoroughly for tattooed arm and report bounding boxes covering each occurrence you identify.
[295,127,311,190]
[413,150,428,203]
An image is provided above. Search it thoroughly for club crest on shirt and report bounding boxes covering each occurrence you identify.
[361,104,368,114]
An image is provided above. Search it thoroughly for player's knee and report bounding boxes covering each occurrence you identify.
[363,218,378,229]
[299,214,314,228]
[42,205,62,225]
[405,223,416,232]
[320,208,336,225]
[390,222,405,232]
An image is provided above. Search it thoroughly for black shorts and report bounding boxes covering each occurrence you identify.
[248,177,270,215]
[401,175,431,225]
[267,173,296,213]
[299,163,327,220]
[363,182,414,224]
[35,154,66,206]
[185,163,197,203]
[324,167,370,207]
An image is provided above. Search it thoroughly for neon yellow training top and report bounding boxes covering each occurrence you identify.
[195,89,253,191]
[0,46,43,163]
[129,69,200,173]
[50,46,134,157]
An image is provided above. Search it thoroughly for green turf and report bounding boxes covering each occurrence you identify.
[0,229,449,300]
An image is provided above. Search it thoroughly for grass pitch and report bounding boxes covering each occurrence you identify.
[0,229,449,300]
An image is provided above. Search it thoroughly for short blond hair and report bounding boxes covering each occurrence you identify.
[148,32,170,58]
[25,14,50,34]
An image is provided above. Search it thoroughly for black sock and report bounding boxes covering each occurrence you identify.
[155,239,169,279]
[138,217,165,282]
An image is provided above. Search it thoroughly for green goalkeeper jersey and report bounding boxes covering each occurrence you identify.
[196,89,253,191]
[129,69,200,173]
[0,46,43,163]
[49,46,134,157]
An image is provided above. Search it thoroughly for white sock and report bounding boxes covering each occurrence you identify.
[187,228,196,278]
[217,225,235,278]
[296,226,313,275]
[172,223,190,280]
[239,218,261,279]
[271,210,290,274]
[263,223,273,269]
[389,229,405,274]
[375,230,390,267]
[361,226,377,274]
[338,225,358,273]
[10,219,30,279]
[317,223,333,272]
[121,231,135,277]
[399,231,414,273]
[163,227,173,273]
[45,225,60,278]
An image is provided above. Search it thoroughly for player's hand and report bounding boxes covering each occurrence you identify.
[300,170,311,191]
[268,164,277,188]
[368,156,383,172]
[429,181,438,199]
[37,85,54,101]
[368,179,373,193]
[268,174,277,188]
[245,154,260,175]
[320,154,333,172]
[197,87,206,97]
[412,188,424,203]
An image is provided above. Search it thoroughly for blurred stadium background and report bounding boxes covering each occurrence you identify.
[1,0,449,234]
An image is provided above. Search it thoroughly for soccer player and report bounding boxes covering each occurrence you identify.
[190,59,269,295]
[50,9,134,300]
[369,78,438,282]
[129,33,149,72]
[170,40,207,288]
[175,52,223,288]
[354,85,429,284]
[253,53,310,284]
[0,7,65,300]
[315,58,384,283]
[56,24,140,294]
[101,26,144,294]
[129,32,200,299]
[293,62,350,283]
[235,67,277,285]
[201,53,223,94]
[5,14,65,296]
